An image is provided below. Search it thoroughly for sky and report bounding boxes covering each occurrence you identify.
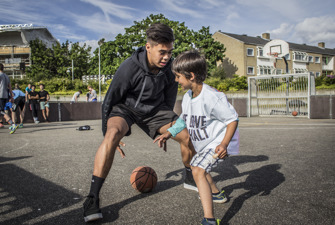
[0,0,335,53]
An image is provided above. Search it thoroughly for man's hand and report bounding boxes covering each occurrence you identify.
[153,132,172,152]
[117,141,126,158]
[213,143,228,159]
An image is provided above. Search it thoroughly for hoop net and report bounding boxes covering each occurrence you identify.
[267,52,279,68]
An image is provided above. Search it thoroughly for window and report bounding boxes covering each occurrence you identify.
[308,56,313,63]
[322,57,330,65]
[293,51,308,62]
[258,65,274,75]
[247,66,254,75]
[247,48,254,56]
[316,72,320,77]
[257,47,264,57]
[315,56,320,63]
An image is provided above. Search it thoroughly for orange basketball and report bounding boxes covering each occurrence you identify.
[292,111,298,116]
[130,166,157,193]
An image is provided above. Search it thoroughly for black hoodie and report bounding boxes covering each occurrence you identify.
[101,47,178,135]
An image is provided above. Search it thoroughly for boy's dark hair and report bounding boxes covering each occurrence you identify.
[31,85,36,88]
[172,50,207,83]
[40,84,45,87]
[79,90,82,94]
[0,63,4,71]
[146,23,174,45]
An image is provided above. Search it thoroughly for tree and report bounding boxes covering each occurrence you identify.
[27,39,54,80]
[27,39,92,81]
[90,14,225,75]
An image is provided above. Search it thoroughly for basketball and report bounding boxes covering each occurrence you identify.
[292,111,298,116]
[130,166,157,193]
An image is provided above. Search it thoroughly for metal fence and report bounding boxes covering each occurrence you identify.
[248,73,315,118]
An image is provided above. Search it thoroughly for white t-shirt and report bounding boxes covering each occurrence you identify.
[180,83,240,155]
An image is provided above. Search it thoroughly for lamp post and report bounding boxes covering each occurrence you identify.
[98,44,101,102]
[72,59,74,81]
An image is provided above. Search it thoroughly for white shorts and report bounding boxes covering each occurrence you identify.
[190,148,224,173]
[40,101,49,110]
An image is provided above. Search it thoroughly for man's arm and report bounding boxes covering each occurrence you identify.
[7,79,14,103]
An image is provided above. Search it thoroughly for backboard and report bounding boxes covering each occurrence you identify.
[263,39,289,59]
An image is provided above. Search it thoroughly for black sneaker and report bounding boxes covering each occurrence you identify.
[183,168,198,192]
[83,196,103,222]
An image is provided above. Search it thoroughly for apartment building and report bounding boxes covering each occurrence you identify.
[0,24,58,79]
[213,31,335,77]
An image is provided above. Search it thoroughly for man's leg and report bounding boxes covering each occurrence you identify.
[41,109,46,121]
[45,106,49,119]
[84,116,129,222]
[157,124,197,191]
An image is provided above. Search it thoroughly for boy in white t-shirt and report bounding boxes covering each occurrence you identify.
[154,50,239,225]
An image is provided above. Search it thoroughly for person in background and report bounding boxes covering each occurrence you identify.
[87,86,97,102]
[0,63,17,134]
[38,84,50,122]
[71,90,82,103]
[11,83,26,128]
[28,85,40,124]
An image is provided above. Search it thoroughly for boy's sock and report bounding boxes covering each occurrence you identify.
[7,119,13,125]
[185,166,192,172]
[88,175,105,199]
[212,191,220,195]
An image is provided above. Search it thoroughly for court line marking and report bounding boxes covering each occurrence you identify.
[4,138,30,154]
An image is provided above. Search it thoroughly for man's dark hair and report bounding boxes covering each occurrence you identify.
[172,50,207,84]
[146,23,174,45]
[0,63,4,71]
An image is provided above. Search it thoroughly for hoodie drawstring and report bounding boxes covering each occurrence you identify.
[134,76,147,108]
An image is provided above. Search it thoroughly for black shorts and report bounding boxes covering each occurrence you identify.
[108,104,178,139]
[0,98,8,111]
[13,96,25,112]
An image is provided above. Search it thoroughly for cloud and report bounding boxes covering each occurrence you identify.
[267,23,294,38]
[81,0,135,20]
[71,12,126,39]
[294,16,335,47]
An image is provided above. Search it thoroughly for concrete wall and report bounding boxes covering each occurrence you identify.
[310,95,334,119]
[3,96,333,125]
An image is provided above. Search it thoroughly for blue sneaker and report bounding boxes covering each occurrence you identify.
[9,124,18,134]
[19,123,24,128]
[212,190,228,203]
[201,218,221,225]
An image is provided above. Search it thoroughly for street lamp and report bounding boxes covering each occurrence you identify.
[98,40,104,102]
[66,59,74,81]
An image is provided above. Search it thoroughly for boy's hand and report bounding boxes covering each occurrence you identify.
[153,132,172,152]
[117,141,126,158]
[213,144,228,159]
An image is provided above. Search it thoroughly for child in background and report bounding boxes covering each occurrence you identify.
[154,50,240,225]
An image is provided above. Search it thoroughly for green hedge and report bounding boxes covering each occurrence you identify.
[10,77,109,95]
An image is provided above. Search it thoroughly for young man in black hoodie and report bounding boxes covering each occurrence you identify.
[83,23,197,222]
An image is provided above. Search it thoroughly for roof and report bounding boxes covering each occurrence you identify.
[0,26,58,48]
[218,31,269,46]
[217,31,335,56]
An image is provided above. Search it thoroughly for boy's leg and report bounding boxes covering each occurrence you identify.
[192,166,214,219]
[84,116,129,222]
[205,173,220,194]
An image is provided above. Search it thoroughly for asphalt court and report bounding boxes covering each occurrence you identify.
[0,117,334,225]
